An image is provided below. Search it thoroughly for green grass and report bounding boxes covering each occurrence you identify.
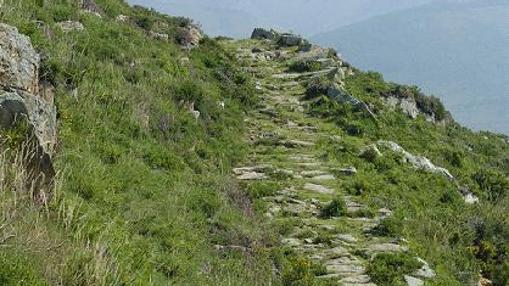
[0,0,275,285]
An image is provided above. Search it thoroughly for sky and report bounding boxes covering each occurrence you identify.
[127,0,437,37]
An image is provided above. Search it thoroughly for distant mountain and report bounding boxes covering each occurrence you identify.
[127,0,435,37]
[312,0,509,135]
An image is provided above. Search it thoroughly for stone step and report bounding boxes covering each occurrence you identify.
[303,183,334,194]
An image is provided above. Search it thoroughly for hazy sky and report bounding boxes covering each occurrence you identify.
[127,0,437,37]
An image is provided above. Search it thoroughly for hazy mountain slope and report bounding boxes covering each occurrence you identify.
[312,0,509,135]
[128,0,434,37]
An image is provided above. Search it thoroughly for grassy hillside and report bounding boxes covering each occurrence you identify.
[0,1,508,286]
[312,0,509,135]
[0,0,277,285]
[222,35,509,285]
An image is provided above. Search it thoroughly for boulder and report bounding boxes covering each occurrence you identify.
[404,275,424,286]
[149,31,169,41]
[0,24,40,94]
[359,144,382,161]
[177,24,203,48]
[277,33,304,47]
[0,90,56,154]
[81,0,103,15]
[116,15,129,22]
[0,23,56,202]
[251,28,278,40]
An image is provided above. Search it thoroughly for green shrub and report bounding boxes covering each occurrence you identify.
[282,256,316,286]
[288,59,321,73]
[371,216,404,237]
[367,253,422,286]
[319,197,346,218]
[473,168,509,201]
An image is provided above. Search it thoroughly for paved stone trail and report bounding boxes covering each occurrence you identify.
[230,41,432,286]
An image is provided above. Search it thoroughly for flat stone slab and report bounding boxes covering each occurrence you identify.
[301,170,328,177]
[364,243,408,255]
[337,234,358,243]
[237,172,268,180]
[233,164,272,175]
[282,238,301,247]
[405,275,424,286]
[303,183,334,194]
[296,162,323,168]
[325,257,366,275]
[312,174,336,181]
[341,275,372,284]
[281,139,315,148]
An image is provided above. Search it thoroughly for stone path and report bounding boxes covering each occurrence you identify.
[231,42,433,285]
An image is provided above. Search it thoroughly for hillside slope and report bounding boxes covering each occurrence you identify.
[0,1,508,286]
[312,0,509,135]
[222,30,509,286]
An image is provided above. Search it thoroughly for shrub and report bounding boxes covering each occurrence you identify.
[281,256,315,286]
[319,197,346,218]
[288,59,321,73]
[371,216,404,237]
[473,168,509,201]
[367,253,422,286]
[415,94,447,121]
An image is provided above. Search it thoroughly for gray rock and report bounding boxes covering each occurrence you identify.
[459,185,480,204]
[0,90,57,155]
[414,257,436,278]
[303,183,334,194]
[335,167,358,176]
[236,172,268,180]
[57,21,85,32]
[149,31,169,41]
[364,243,408,255]
[404,275,424,286]
[359,144,382,160]
[336,234,358,243]
[378,140,454,180]
[312,174,336,181]
[341,275,372,284]
[378,208,393,218]
[281,139,315,148]
[251,28,279,40]
[277,33,304,47]
[0,24,40,94]
[177,24,203,48]
[0,23,56,203]
[81,0,103,15]
[116,14,129,22]
[301,170,327,177]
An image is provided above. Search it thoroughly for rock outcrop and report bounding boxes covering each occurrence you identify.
[0,24,40,94]
[0,23,56,202]
[251,28,279,40]
[376,140,480,204]
[177,24,203,48]
[378,140,454,179]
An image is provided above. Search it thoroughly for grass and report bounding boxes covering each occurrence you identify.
[0,0,277,284]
